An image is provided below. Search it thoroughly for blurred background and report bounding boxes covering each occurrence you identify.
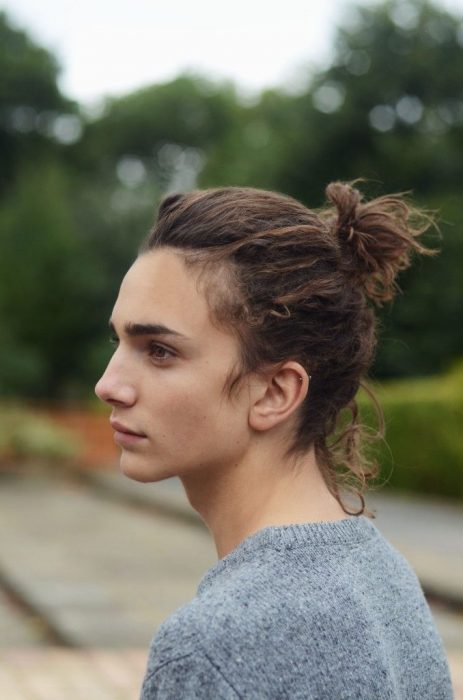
[0,0,462,697]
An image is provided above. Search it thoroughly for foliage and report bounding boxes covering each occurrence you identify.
[0,405,80,464]
[274,1,463,200]
[375,192,463,377]
[360,362,463,499]
[0,162,90,397]
[0,158,154,398]
[0,12,78,196]
[78,75,240,193]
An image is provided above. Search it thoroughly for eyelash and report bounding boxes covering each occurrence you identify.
[147,341,175,362]
[109,335,174,363]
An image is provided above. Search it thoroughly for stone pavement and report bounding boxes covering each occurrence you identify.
[0,473,215,698]
[0,471,462,698]
[0,649,147,700]
[0,474,216,648]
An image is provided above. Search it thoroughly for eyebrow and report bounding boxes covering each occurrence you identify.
[109,320,190,340]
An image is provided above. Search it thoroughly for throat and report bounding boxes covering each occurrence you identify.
[179,452,347,560]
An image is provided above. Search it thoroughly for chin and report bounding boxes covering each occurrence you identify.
[119,453,176,483]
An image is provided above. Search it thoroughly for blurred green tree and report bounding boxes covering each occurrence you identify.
[275,0,463,199]
[78,75,243,192]
[0,12,81,196]
[0,158,156,398]
[0,162,84,396]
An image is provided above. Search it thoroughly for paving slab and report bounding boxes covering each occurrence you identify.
[0,649,147,700]
[0,474,215,648]
[369,490,463,604]
[431,605,463,651]
[0,587,47,647]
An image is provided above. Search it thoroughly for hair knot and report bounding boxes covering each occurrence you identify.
[324,180,435,304]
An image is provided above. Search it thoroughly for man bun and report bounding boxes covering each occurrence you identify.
[325,181,435,304]
[145,183,436,514]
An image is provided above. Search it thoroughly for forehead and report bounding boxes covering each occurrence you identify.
[112,249,228,342]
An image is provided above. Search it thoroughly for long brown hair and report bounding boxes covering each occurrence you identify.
[142,182,434,515]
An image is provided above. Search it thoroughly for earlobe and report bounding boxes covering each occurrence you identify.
[248,363,309,433]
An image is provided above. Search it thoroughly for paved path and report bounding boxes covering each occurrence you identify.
[0,471,462,698]
[0,648,147,700]
[0,474,215,648]
[369,491,463,603]
[0,587,47,647]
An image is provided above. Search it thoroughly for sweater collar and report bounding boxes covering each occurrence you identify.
[197,516,378,594]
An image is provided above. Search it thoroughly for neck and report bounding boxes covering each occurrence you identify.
[180,441,347,559]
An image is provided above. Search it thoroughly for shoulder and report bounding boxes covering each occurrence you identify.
[143,558,282,677]
[143,598,205,672]
[140,649,241,700]
[144,566,261,659]
[142,598,243,699]
[145,548,320,670]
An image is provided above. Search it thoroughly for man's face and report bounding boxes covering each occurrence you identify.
[95,248,252,483]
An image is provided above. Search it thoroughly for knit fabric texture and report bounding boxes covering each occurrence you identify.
[140,516,453,699]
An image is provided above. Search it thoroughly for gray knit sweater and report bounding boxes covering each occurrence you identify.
[140,516,453,699]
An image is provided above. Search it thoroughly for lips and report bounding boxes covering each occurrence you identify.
[110,420,147,438]
[110,419,147,449]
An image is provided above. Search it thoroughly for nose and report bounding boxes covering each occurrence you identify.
[95,354,137,407]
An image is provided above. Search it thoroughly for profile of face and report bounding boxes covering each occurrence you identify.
[95,248,254,483]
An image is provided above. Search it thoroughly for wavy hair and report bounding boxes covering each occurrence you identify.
[141,182,434,515]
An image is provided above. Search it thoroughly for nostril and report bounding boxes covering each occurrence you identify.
[95,377,109,402]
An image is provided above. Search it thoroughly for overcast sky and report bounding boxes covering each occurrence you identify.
[2,0,463,108]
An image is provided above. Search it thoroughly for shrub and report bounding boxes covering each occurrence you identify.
[0,406,81,465]
[360,363,463,499]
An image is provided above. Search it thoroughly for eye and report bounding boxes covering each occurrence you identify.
[109,334,119,347]
[148,341,175,362]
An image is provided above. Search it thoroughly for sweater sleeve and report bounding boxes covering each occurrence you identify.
[139,651,240,699]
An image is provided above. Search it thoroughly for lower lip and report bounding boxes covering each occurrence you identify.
[113,430,147,446]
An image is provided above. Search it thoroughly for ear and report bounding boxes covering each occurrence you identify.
[248,361,309,432]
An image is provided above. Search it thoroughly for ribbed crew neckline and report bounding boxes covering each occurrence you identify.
[198,515,378,594]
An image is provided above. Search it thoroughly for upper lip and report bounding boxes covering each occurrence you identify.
[110,420,146,437]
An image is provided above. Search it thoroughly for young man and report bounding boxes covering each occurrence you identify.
[96,184,453,698]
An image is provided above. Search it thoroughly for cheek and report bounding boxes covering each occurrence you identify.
[146,378,216,436]
[142,362,248,445]
[155,386,245,450]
